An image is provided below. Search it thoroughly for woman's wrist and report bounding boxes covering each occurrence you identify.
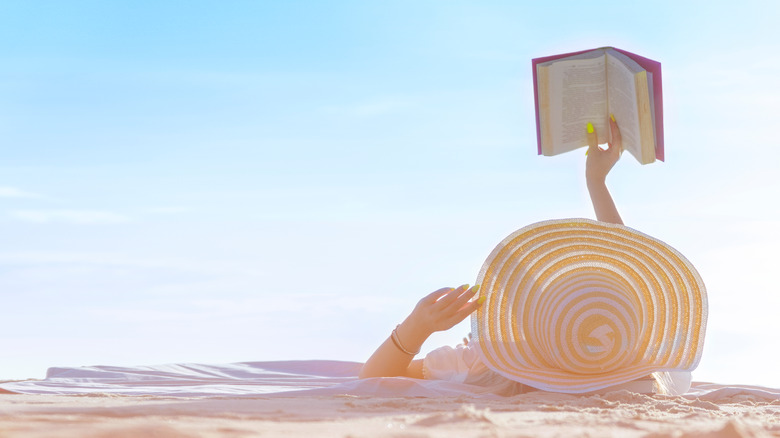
[395,315,432,355]
[586,169,606,183]
[586,175,608,191]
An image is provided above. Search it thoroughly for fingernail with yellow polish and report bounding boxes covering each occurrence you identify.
[586,122,594,134]
[610,114,616,122]
[470,284,480,293]
[461,284,470,290]
[477,296,486,305]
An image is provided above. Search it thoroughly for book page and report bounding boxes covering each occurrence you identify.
[605,52,642,159]
[605,49,656,164]
[545,54,607,153]
[646,71,656,150]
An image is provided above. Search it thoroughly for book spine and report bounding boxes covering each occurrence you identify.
[537,65,553,155]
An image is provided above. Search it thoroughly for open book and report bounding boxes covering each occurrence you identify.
[532,47,664,164]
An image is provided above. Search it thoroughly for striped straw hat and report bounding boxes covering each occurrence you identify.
[471,219,707,393]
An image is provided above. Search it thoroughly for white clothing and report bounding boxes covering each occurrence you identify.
[423,343,692,396]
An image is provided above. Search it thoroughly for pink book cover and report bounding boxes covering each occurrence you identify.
[532,47,664,162]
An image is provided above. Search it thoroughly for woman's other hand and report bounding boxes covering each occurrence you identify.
[408,285,482,337]
[358,284,482,379]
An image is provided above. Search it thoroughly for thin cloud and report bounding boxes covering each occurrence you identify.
[0,250,268,279]
[10,209,131,224]
[0,186,41,199]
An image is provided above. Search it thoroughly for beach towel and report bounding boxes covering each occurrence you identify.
[2,360,778,401]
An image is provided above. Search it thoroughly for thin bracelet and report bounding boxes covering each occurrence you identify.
[391,324,420,356]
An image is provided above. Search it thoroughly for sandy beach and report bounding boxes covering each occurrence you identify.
[2,361,779,437]
[2,384,779,437]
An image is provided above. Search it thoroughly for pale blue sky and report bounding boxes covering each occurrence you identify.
[2,1,780,388]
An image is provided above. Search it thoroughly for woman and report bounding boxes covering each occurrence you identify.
[359,118,694,395]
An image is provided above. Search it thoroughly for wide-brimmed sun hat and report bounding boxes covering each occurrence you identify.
[471,218,707,394]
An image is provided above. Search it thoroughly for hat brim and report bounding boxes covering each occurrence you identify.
[471,219,707,393]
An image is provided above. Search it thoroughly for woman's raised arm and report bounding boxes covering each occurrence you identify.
[586,116,623,225]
